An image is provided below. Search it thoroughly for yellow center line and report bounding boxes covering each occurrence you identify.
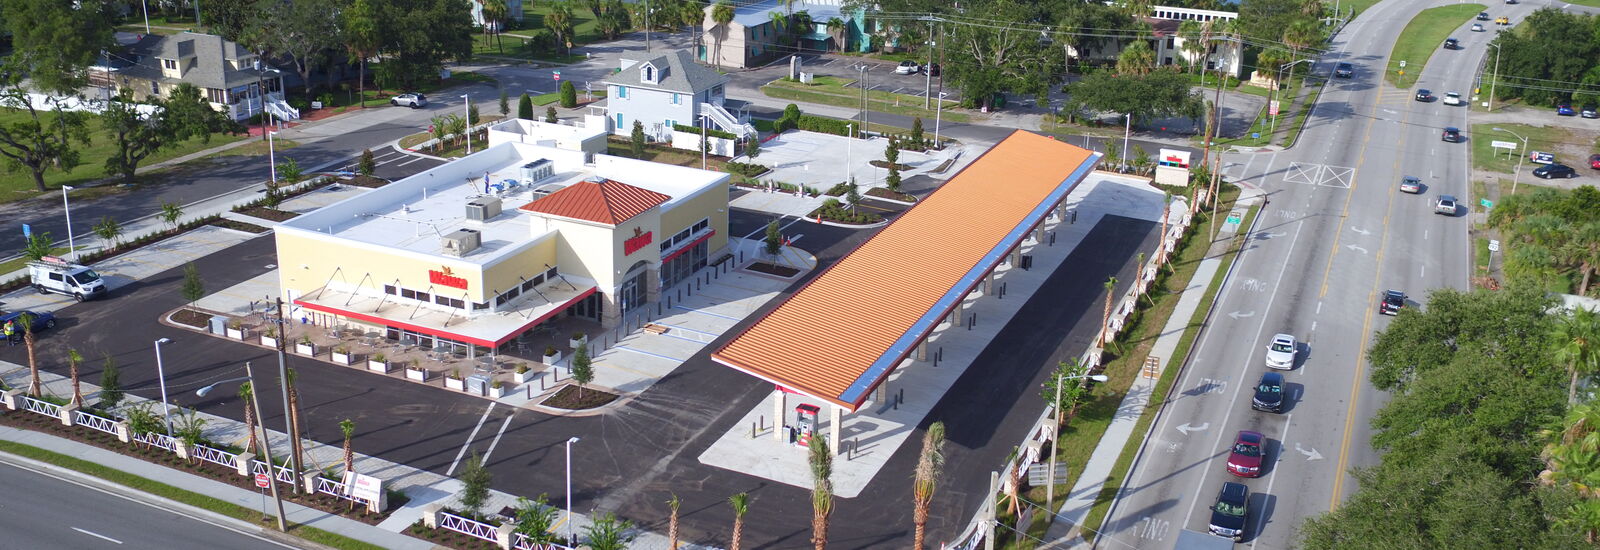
[1327,82,1413,510]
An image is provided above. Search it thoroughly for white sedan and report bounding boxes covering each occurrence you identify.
[894,61,921,75]
[1443,92,1463,106]
[1471,23,1485,31]
[1265,333,1297,370]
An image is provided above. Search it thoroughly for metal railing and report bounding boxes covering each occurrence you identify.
[191,444,241,469]
[439,511,499,543]
[19,396,61,418]
[312,476,371,507]
[511,533,575,550]
[250,459,298,485]
[71,410,118,435]
[132,431,179,452]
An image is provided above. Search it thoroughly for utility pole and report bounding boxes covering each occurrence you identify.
[246,361,289,532]
[1046,372,1062,510]
[854,63,869,135]
[272,298,304,490]
[923,18,934,109]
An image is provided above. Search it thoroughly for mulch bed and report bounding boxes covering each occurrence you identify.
[539,384,618,410]
[235,206,299,222]
[343,175,391,188]
[406,519,503,549]
[207,218,271,234]
[746,262,801,278]
[0,407,402,525]
[869,160,913,171]
[170,308,212,329]
[865,187,918,202]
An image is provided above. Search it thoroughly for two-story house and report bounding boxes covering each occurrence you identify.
[100,31,289,121]
[699,0,872,70]
[598,50,754,142]
[1067,6,1246,79]
[469,0,524,31]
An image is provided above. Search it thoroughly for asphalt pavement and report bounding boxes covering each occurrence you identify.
[1094,0,1511,547]
[0,461,294,549]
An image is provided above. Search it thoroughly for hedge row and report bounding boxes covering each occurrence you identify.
[795,115,853,137]
[672,123,738,141]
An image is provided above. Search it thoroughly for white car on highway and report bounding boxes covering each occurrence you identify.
[1443,91,1462,106]
[1265,333,1297,370]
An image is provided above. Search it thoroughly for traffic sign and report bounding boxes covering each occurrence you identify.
[1399,60,1407,68]
[1251,132,1261,139]
[553,70,562,81]
[1480,198,1494,208]
[1489,240,1501,252]
[1225,215,1242,225]
[21,224,29,238]
[1269,100,1280,116]
[255,473,271,488]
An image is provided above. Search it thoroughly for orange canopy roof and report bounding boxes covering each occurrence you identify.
[711,131,1100,411]
[520,179,670,226]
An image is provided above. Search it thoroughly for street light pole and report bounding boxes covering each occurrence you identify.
[923,18,934,109]
[565,436,580,545]
[462,94,472,155]
[196,365,286,531]
[846,123,853,183]
[1122,113,1131,163]
[934,92,946,148]
[1495,127,1528,194]
[272,298,301,483]
[1272,59,1313,133]
[854,63,869,135]
[1046,371,1108,511]
[153,338,174,435]
[62,185,76,261]
[1488,43,1501,112]
[700,115,709,170]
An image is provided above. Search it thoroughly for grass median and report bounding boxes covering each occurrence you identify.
[762,77,969,123]
[0,440,384,550]
[1385,4,1486,89]
[994,185,1249,549]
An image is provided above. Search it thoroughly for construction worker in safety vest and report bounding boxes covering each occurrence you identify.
[2,320,14,346]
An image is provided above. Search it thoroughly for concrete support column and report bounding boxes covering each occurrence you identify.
[952,300,965,327]
[1009,248,1020,267]
[773,389,786,441]
[916,339,928,361]
[830,404,843,456]
[1034,224,1044,243]
[600,292,622,328]
[983,271,994,294]
[645,266,662,303]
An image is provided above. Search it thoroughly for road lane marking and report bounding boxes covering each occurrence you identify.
[480,412,516,465]
[1249,414,1291,550]
[446,402,497,476]
[72,527,123,544]
[398,156,429,167]
[1316,301,1323,314]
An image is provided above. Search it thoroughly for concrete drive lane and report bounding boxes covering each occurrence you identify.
[1098,0,1486,547]
[0,461,293,550]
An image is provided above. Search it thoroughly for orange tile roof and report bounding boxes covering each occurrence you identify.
[711,131,1100,411]
[519,179,671,225]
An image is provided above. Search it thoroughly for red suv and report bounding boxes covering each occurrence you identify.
[1589,154,1600,170]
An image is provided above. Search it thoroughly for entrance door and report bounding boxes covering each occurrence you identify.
[619,272,644,314]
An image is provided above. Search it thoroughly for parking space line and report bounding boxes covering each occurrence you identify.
[445,402,496,476]
[398,156,429,167]
[479,412,516,465]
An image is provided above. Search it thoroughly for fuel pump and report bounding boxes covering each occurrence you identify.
[792,404,820,448]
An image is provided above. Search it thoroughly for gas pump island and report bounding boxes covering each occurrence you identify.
[789,404,821,448]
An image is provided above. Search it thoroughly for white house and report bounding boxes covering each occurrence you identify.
[469,0,525,31]
[597,50,755,142]
[1068,5,1246,78]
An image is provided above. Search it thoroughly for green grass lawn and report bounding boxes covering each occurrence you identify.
[1282,87,1322,148]
[1386,4,1487,89]
[762,77,969,124]
[0,110,248,204]
[521,4,605,47]
[1330,0,1384,19]
[471,33,587,64]
[1470,123,1571,174]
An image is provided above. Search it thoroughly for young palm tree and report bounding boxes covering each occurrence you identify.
[728,492,749,550]
[68,349,84,407]
[711,2,735,68]
[912,421,946,550]
[1158,191,1173,265]
[239,382,259,453]
[808,436,833,550]
[667,493,681,550]
[1543,401,1600,497]
[825,18,846,53]
[1101,276,1119,346]
[19,315,40,397]
[1554,308,1600,404]
[768,11,788,49]
[792,11,813,47]
[340,418,357,474]
[285,368,306,488]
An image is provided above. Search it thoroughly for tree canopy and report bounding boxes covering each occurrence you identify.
[1489,8,1600,106]
[1064,71,1204,124]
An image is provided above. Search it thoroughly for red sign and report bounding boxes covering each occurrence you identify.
[429,266,469,289]
[623,227,654,256]
[255,473,271,488]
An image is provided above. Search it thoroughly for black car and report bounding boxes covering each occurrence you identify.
[1583,103,1598,118]
[1443,38,1459,49]
[1209,482,1249,541]
[0,310,57,335]
[1477,11,1490,21]
[1441,127,1462,142]
[928,63,942,77]
[1380,290,1406,315]
[1415,89,1433,102]
[1334,62,1353,78]
[1534,163,1579,179]
[1252,372,1285,413]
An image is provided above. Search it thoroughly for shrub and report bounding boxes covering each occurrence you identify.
[518,93,533,119]
[725,161,767,177]
[559,80,577,108]
[796,114,852,136]
[672,123,737,140]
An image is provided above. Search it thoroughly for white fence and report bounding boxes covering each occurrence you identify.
[511,534,575,550]
[132,431,179,453]
[19,396,61,417]
[71,410,119,435]
[312,475,372,507]
[439,511,500,543]
[250,459,299,486]
[191,444,241,469]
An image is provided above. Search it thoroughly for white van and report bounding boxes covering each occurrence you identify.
[28,257,106,301]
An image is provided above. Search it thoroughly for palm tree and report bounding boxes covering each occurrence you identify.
[239,382,259,453]
[1555,308,1600,404]
[18,315,39,397]
[1256,46,1293,87]
[912,421,946,550]
[1101,276,1119,346]
[683,1,706,53]
[342,0,381,107]
[728,492,749,550]
[1281,19,1323,68]
[1562,499,1600,544]
[546,3,576,54]
[768,11,788,50]
[68,349,84,407]
[792,10,813,47]
[825,18,846,53]
[1542,401,1600,499]
[1116,40,1156,76]
[1177,20,1204,74]
[285,368,306,489]
[711,2,735,68]
[808,436,833,550]
[340,418,357,474]
[1158,190,1173,266]
[483,0,510,51]
[667,494,681,550]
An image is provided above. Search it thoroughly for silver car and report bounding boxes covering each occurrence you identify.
[390,92,428,108]
[1265,333,1296,370]
[1435,195,1458,215]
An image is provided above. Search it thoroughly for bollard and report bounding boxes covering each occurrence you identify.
[1071,210,1078,224]
[1050,231,1056,246]
[1002,282,1007,298]
[899,388,904,405]
[678,288,683,301]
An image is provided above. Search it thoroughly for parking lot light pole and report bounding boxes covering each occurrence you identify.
[462,94,472,155]
[1495,127,1529,193]
[565,436,580,545]
[934,92,947,149]
[62,185,76,261]
[1047,371,1109,510]
[1122,113,1131,163]
[154,338,174,435]
[845,123,853,183]
[1488,43,1502,112]
[197,364,287,531]
[853,63,869,135]
[922,17,935,109]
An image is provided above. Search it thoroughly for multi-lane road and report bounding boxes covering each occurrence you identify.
[1094,0,1536,547]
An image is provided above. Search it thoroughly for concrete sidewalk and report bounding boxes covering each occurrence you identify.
[1042,188,1263,548]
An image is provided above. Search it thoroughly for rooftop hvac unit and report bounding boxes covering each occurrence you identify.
[465,196,502,222]
[441,228,481,257]
[521,159,554,184]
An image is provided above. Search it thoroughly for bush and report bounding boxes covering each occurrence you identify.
[672,123,737,140]
[796,114,853,136]
[813,200,882,224]
[518,93,533,119]
[725,161,767,177]
[824,182,852,196]
[559,80,577,108]
[775,103,803,133]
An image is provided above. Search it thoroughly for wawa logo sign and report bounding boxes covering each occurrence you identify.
[429,266,468,289]
[623,226,654,255]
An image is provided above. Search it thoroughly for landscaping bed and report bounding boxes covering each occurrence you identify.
[808,199,884,225]
[865,187,917,202]
[406,520,503,549]
[207,218,271,234]
[746,262,801,278]
[235,206,299,222]
[539,384,618,410]
[868,160,913,171]
[169,308,212,329]
[342,175,391,188]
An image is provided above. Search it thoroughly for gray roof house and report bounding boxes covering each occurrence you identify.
[97,31,286,121]
[596,50,754,140]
